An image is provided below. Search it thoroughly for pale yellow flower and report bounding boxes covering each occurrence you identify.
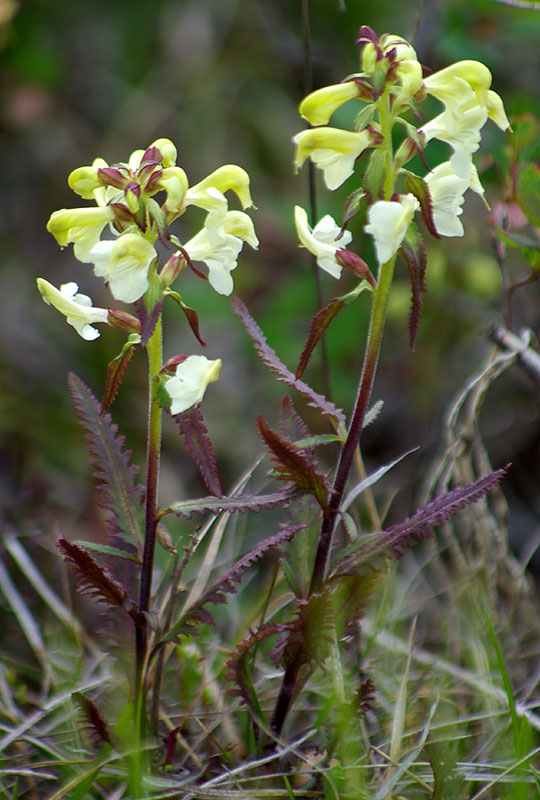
[164,356,222,415]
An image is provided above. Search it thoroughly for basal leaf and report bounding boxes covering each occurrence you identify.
[172,406,222,497]
[58,538,138,619]
[231,296,346,430]
[68,373,144,554]
[72,692,115,748]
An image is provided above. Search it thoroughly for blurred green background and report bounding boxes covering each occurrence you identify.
[2,0,540,567]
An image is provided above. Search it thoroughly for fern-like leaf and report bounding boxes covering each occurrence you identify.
[68,373,144,554]
[72,691,115,748]
[272,591,334,670]
[295,297,346,379]
[226,623,291,716]
[163,488,297,518]
[101,337,138,412]
[173,406,222,497]
[231,296,346,429]
[197,523,304,609]
[332,467,508,576]
[257,416,330,512]
[57,538,139,621]
[400,223,427,351]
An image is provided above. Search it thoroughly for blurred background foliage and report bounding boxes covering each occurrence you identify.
[2,0,540,586]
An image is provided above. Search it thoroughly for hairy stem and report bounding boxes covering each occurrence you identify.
[136,317,163,717]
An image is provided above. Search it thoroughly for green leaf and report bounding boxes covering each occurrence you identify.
[73,541,141,564]
[516,163,540,227]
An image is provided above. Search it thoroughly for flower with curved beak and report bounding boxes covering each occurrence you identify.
[421,60,509,179]
[90,232,158,303]
[47,206,115,263]
[364,193,419,265]
[164,355,222,415]
[299,81,361,126]
[183,207,258,296]
[185,165,254,211]
[293,126,377,190]
[37,279,109,340]
[294,205,352,278]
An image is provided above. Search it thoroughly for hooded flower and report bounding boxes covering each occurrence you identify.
[37,279,109,340]
[47,206,115,263]
[184,165,254,211]
[293,127,376,190]
[90,232,157,303]
[298,81,361,126]
[183,204,258,295]
[364,193,419,264]
[294,206,352,278]
[421,60,509,179]
[164,355,222,415]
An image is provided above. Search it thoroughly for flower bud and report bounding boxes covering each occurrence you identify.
[335,249,376,286]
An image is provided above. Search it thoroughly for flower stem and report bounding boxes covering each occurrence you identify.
[270,255,397,737]
[136,316,163,716]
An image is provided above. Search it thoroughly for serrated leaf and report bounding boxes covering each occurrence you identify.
[516,163,540,227]
[163,488,297,518]
[296,297,346,379]
[166,291,206,346]
[172,406,222,497]
[58,538,138,618]
[177,523,306,633]
[405,172,439,238]
[232,296,346,430]
[72,692,115,748]
[101,336,138,411]
[332,467,508,576]
[400,222,427,350]
[68,373,144,553]
[281,495,322,598]
[225,624,290,716]
[135,272,164,346]
[257,416,330,512]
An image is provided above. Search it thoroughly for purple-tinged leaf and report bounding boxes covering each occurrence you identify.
[166,293,206,346]
[272,591,334,670]
[181,523,306,629]
[343,187,367,227]
[405,172,439,239]
[400,222,427,350]
[135,297,164,347]
[226,623,292,715]
[58,538,139,620]
[257,416,330,512]
[232,297,346,429]
[68,373,144,554]
[101,337,138,412]
[72,691,115,748]
[279,395,310,449]
[296,297,345,379]
[172,406,222,497]
[163,488,297,519]
[332,467,509,575]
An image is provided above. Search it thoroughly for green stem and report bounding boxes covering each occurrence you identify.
[271,87,399,737]
[136,316,163,719]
